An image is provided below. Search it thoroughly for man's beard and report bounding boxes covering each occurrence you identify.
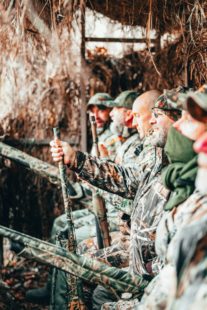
[150,127,168,147]
[110,122,124,135]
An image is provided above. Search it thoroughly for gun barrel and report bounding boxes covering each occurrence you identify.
[0,225,144,295]
[0,141,77,196]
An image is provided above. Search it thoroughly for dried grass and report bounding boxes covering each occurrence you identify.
[0,0,206,238]
[85,0,207,35]
[0,4,81,143]
[0,3,82,238]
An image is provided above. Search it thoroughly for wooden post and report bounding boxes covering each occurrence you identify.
[0,237,3,266]
[80,0,87,152]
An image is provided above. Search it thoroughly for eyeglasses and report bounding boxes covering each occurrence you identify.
[132,112,139,118]
[152,110,166,118]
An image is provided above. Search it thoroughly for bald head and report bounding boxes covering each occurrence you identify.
[132,90,161,139]
[133,90,161,110]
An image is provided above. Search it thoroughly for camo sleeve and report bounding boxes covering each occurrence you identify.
[69,146,158,200]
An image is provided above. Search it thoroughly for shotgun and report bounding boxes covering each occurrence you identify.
[89,115,111,249]
[53,127,86,310]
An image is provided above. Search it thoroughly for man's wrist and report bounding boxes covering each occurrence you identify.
[67,151,86,172]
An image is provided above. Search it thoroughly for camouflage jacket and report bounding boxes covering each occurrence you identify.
[98,132,141,216]
[105,132,141,216]
[75,123,122,205]
[91,124,130,160]
[77,132,141,267]
[140,190,207,310]
[163,191,207,309]
[70,138,169,276]
[101,191,207,310]
[81,124,130,198]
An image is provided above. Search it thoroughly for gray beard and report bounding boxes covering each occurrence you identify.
[150,128,168,147]
[110,122,124,135]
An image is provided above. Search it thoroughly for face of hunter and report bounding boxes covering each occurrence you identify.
[173,111,207,141]
[89,105,111,128]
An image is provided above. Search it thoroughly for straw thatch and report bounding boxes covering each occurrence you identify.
[0,4,82,238]
[14,1,206,36]
[86,0,207,34]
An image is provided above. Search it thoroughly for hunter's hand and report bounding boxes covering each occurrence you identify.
[99,143,109,158]
[50,139,76,166]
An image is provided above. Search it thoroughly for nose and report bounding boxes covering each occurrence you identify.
[93,109,99,120]
[109,109,114,118]
[149,113,156,125]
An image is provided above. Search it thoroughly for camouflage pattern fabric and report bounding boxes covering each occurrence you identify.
[94,132,140,241]
[129,179,170,277]
[153,93,182,121]
[101,189,207,310]
[51,127,137,243]
[68,137,170,309]
[50,128,139,308]
[131,190,207,310]
[51,124,122,243]
[102,297,139,310]
[163,85,191,111]
[113,90,139,109]
[78,230,130,269]
[77,133,141,264]
[72,141,168,271]
[169,191,207,309]
[87,93,115,109]
[92,123,123,159]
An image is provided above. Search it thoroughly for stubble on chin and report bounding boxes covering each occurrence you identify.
[150,129,167,147]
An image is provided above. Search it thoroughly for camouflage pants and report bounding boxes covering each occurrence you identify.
[77,212,131,267]
[78,232,130,269]
[51,206,119,245]
[101,297,139,310]
[93,285,117,310]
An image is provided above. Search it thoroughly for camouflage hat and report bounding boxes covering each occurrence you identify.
[87,93,115,109]
[186,85,207,122]
[153,86,188,120]
[163,86,191,110]
[113,90,139,109]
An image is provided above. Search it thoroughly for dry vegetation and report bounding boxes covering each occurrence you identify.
[0,0,206,308]
[0,0,205,241]
[0,2,82,240]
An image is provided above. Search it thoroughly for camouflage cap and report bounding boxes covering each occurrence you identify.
[186,85,207,122]
[113,90,139,109]
[153,86,188,120]
[87,93,115,109]
[163,86,191,110]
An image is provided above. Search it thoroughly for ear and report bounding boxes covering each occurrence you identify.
[125,110,134,127]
